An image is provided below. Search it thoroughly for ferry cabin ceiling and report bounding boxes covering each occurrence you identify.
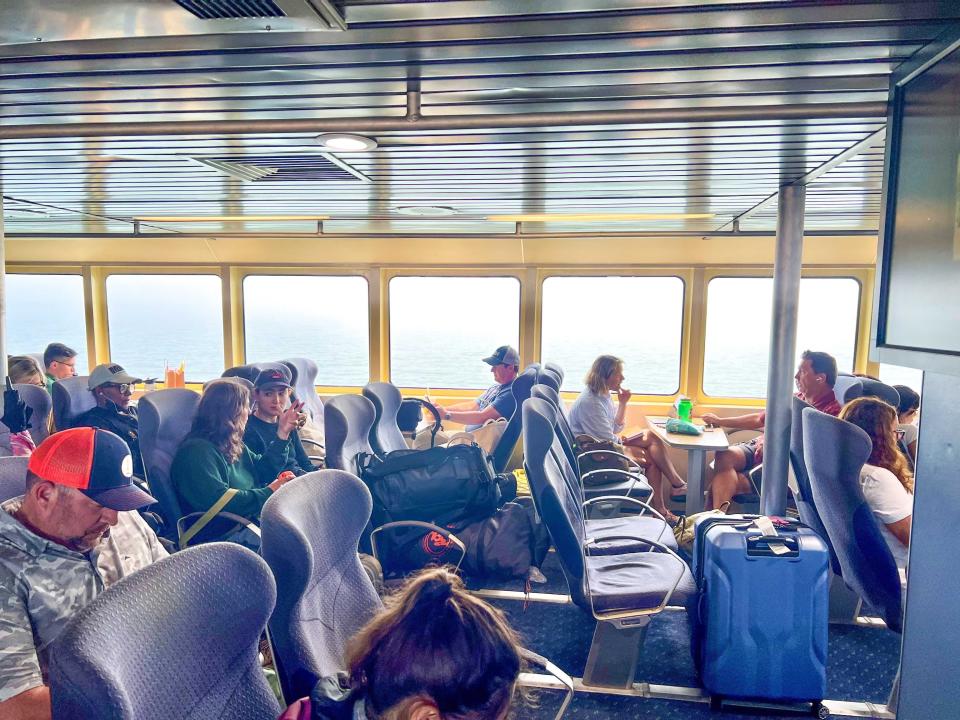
[0,4,958,716]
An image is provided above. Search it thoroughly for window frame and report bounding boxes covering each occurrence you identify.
[537,268,691,400]
[239,269,372,389]
[385,269,525,391]
[699,268,868,403]
[102,267,226,383]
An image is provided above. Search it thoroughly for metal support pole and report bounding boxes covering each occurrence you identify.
[760,183,806,516]
[405,78,422,121]
[0,189,7,380]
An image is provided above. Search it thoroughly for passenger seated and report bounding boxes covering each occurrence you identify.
[73,364,145,477]
[8,356,45,389]
[171,379,298,544]
[568,355,686,521]
[839,397,913,570]
[703,350,842,509]
[893,384,920,465]
[41,342,78,394]
[244,366,318,476]
[431,345,519,429]
[5,356,46,456]
[0,428,165,720]
[308,567,521,720]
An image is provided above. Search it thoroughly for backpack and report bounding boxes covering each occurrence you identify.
[574,434,632,485]
[358,442,499,529]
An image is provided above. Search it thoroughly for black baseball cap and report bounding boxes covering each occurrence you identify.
[254,365,293,391]
[28,428,156,511]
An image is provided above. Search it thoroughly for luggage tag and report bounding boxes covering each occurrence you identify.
[752,517,791,556]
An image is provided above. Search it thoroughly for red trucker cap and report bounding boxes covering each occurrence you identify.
[28,428,157,511]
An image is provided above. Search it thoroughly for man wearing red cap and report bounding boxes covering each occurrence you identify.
[0,428,167,719]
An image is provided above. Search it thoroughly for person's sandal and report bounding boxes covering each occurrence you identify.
[670,482,688,497]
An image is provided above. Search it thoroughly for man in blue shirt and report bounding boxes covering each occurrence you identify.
[432,346,520,430]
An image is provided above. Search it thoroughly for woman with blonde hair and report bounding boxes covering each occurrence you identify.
[839,396,914,569]
[308,567,522,720]
[568,354,686,522]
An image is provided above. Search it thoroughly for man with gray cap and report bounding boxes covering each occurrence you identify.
[74,363,145,477]
[0,427,167,719]
[432,345,520,431]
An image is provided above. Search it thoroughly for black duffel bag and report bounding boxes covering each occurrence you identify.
[358,442,499,529]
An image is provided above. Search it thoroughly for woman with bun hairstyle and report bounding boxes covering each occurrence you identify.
[308,567,522,720]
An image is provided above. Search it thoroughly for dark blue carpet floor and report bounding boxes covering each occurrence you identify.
[470,553,900,720]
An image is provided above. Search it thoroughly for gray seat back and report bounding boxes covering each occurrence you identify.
[284,357,325,431]
[790,396,840,573]
[536,367,562,392]
[49,543,280,720]
[261,470,383,700]
[490,365,539,472]
[859,378,900,408]
[138,389,201,526]
[324,395,376,473]
[523,397,589,609]
[362,382,407,456]
[544,362,565,385]
[16,384,52,445]
[802,408,903,632]
[833,374,863,405]
[221,364,264,384]
[531,384,580,474]
[51,376,96,430]
[0,456,29,502]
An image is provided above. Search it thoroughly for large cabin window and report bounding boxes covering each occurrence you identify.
[6,273,88,370]
[389,276,521,389]
[105,274,225,382]
[702,276,860,398]
[243,275,370,387]
[540,276,684,395]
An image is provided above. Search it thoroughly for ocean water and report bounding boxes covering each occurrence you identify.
[4,273,922,397]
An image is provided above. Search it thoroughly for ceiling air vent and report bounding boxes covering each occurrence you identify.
[191,153,370,183]
[174,0,286,20]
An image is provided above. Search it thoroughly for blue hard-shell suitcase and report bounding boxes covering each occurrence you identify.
[692,515,830,706]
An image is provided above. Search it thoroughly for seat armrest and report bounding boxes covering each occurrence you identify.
[371,520,466,573]
[519,648,574,720]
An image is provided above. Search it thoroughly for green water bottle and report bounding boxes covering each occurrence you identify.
[678,397,692,422]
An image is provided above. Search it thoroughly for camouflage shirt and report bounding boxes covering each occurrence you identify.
[0,499,168,702]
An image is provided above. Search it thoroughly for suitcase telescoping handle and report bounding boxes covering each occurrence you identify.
[746,534,800,558]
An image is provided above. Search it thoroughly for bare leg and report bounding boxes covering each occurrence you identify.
[625,445,676,522]
[709,446,752,510]
[625,431,686,490]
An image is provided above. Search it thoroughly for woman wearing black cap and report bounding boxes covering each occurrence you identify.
[244,365,318,476]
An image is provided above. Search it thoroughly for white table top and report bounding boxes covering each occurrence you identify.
[643,416,730,451]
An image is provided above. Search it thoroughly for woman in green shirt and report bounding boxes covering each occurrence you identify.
[172,379,300,542]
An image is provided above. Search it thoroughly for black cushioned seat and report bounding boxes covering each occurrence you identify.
[585,552,698,614]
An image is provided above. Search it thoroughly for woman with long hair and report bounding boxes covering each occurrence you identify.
[172,379,299,543]
[839,397,914,569]
[309,567,522,720]
[568,354,686,522]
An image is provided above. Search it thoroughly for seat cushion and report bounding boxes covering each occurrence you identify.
[584,552,697,614]
[585,514,678,553]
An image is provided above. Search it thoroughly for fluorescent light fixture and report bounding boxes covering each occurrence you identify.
[315,133,378,152]
[486,212,715,222]
[395,206,457,217]
[133,215,330,222]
